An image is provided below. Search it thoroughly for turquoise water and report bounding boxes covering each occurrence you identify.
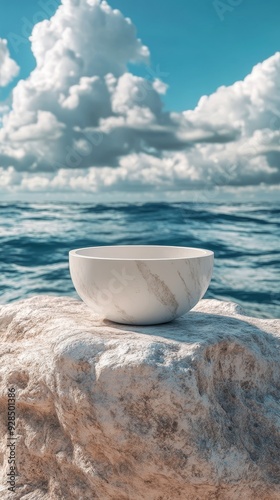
[0,202,279,318]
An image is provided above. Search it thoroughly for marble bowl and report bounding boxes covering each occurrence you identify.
[69,245,214,325]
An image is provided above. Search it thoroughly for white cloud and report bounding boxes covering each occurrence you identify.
[5,111,65,142]
[0,39,19,87]
[0,0,279,197]
[184,52,280,136]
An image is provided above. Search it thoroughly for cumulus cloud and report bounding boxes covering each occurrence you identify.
[0,39,19,87]
[0,0,279,196]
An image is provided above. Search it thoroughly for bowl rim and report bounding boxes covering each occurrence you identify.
[69,245,214,261]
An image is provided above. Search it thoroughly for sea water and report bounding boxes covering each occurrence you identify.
[0,201,279,318]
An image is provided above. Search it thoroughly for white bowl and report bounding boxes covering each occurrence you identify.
[69,245,214,325]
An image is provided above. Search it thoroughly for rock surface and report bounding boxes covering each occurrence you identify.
[0,296,279,500]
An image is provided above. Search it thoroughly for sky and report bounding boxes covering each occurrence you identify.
[0,0,280,201]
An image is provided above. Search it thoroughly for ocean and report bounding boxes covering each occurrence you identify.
[0,202,279,319]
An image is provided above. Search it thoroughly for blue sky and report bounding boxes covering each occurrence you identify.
[1,0,280,111]
[0,0,279,200]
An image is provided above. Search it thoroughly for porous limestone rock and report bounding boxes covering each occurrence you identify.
[0,296,279,500]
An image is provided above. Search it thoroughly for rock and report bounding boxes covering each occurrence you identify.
[0,295,279,500]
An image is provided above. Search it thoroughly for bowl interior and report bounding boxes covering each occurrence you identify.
[71,245,213,260]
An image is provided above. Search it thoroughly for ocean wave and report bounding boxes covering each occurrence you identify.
[0,202,279,319]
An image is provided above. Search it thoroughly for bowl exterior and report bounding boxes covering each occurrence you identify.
[69,253,214,325]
